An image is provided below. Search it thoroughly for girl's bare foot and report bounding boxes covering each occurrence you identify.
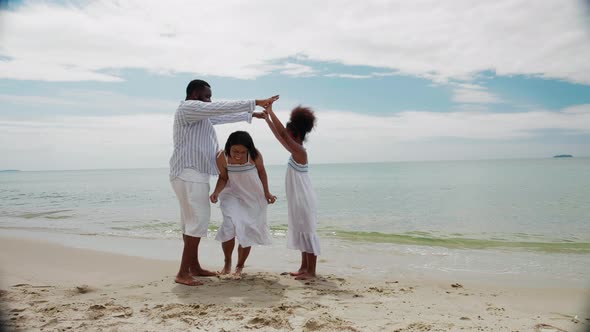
[233,266,244,279]
[219,263,232,275]
[289,269,306,276]
[175,275,203,286]
[294,273,316,280]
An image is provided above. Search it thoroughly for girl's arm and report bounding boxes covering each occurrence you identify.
[210,152,228,203]
[254,150,276,204]
[264,105,307,163]
[263,113,290,151]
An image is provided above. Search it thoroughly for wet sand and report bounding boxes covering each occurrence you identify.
[1,237,588,331]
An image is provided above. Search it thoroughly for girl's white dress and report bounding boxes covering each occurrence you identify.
[286,156,321,255]
[215,154,272,247]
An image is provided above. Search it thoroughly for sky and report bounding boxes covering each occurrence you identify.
[1,0,590,171]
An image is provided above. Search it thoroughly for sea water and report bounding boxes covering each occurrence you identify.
[1,158,589,286]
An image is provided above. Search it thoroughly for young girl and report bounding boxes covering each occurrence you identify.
[210,131,276,277]
[263,104,319,280]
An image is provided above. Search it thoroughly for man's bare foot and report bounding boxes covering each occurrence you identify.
[289,269,307,276]
[191,268,218,277]
[295,273,316,280]
[175,275,203,286]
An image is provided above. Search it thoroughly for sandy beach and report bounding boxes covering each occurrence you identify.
[0,237,588,332]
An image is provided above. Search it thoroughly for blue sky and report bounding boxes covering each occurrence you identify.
[1,0,590,170]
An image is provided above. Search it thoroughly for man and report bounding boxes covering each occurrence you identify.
[170,79,278,286]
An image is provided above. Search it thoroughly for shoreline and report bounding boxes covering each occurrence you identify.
[1,228,589,288]
[1,235,589,331]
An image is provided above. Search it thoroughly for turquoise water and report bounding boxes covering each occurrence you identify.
[1,158,590,253]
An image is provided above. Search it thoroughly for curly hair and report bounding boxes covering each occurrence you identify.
[286,106,316,141]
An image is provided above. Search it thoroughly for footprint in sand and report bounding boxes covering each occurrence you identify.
[247,315,291,330]
[534,323,568,332]
[392,322,434,332]
[11,284,32,288]
[75,285,92,294]
[485,304,505,316]
[303,313,359,332]
[86,303,133,319]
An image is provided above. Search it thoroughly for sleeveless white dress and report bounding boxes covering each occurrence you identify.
[286,156,321,255]
[215,154,272,247]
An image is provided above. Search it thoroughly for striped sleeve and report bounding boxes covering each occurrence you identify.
[179,100,255,123]
[210,111,252,125]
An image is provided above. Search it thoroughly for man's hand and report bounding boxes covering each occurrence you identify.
[252,112,265,119]
[255,95,279,108]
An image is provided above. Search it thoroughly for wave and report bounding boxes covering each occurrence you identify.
[2,223,588,253]
[17,210,73,219]
[324,230,590,253]
[87,223,590,253]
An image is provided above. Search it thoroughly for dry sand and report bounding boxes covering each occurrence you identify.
[1,237,589,331]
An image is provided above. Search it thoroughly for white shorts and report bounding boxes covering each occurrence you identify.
[170,179,210,238]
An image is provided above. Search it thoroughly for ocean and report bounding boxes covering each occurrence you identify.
[1,158,589,286]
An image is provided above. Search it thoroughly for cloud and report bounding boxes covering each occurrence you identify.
[0,114,173,170]
[1,0,589,83]
[0,94,80,107]
[324,71,406,79]
[311,106,590,141]
[325,73,376,79]
[278,63,316,77]
[455,104,491,112]
[451,84,503,104]
[0,90,176,114]
[1,104,589,170]
[0,59,124,82]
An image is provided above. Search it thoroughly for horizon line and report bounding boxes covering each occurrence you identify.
[2,156,587,172]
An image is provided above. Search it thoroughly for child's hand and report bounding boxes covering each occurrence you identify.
[210,192,219,203]
[265,192,277,204]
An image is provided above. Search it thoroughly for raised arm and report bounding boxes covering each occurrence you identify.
[209,112,252,125]
[263,112,290,151]
[180,95,279,123]
[180,100,255,123]
[264,105,306,159]
[253,151,276,204]
[210,152,228,203]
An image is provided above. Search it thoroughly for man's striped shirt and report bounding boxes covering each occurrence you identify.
[169,99,255,180]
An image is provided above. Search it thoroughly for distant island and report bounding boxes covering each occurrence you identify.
[0,169,20,172]
[553,155,573,158]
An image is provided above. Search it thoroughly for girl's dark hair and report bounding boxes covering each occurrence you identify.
[286,105,316,141]
[224,131,258,161]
